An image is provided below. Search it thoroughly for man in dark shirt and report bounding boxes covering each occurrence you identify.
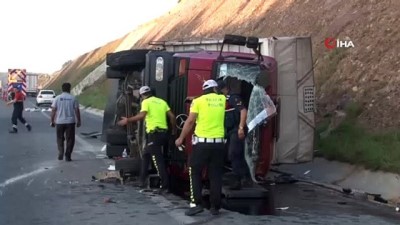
[6,86,32,133]
[218,79,250,190]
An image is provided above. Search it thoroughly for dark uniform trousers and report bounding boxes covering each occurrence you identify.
[12,103,27,127]
[56,123,76,157]
[224,93,250,181]
[189,142,225,209]
[140,130,169,189]
[227,129,249,178]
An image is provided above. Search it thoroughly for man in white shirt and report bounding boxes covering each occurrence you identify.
[51,83,81,161]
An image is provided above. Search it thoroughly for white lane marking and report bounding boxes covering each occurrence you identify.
[27,179,35,187]
[0,167,50,188]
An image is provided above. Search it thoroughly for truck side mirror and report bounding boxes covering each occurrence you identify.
[246,36,259,49]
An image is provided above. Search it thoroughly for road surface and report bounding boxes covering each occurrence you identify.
[0,97,398,225]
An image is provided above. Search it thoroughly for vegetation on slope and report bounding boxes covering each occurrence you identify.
[317,104,400,173]
[50,62,104,94]
[76,75,109,110]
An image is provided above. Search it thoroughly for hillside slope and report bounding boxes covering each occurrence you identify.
[45,37,125,93]
[48,0,399,130]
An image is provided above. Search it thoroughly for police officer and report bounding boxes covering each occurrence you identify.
[6,86,32,133]
[218,78,250,190]
[118,86,176,194]
[175,80,226,216]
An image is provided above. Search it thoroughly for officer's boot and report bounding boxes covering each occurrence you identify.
[229,175,242,190]
[26,123,32,131]
[241,176,254,188]
[185,204,204,216]
[9,125,18,134]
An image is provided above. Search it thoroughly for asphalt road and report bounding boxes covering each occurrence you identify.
[0,97,399,225]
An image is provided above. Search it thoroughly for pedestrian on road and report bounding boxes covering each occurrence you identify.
[175,79,226,216]
[217,79,250,190]
[51,83,81,161]
[6,85,32,133]
[117,86,176,194]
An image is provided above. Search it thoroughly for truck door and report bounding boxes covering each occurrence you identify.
[144,52,190,173]
[168,57,189,175]
[144,51,175,101]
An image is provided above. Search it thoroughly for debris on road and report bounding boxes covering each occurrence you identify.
[91,176,97,181]
[93,171,123,185]
[95,154,108,159]
[80,131,102,138]
[342,188,352,194]
[274,174,298,184]
[276,207,289,210]
[103,197,116,203]
[107,165,115,171]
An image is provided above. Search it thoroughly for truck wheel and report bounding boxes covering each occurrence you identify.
[115,157,141,176]
[106,144,127,158]
[106,49,149,70]
[106,67,127,79]
[106,128,127,145]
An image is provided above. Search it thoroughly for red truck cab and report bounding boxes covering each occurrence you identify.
[142,35,278,183]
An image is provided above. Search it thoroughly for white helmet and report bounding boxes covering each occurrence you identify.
[202,79,218,90]
[139,86,151,95]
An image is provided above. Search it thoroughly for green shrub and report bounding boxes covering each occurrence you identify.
[76,78,108,110]
[316,103,400,173]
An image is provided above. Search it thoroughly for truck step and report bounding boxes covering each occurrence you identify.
[221,185,269,199]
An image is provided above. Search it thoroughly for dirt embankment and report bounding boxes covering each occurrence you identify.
[49,0,400,130]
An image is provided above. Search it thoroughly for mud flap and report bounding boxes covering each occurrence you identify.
[106,144,127,158]
[105,128,127,145]
[115,157,141,177]
[106,67,127,79]
[106,49,149,70]
[101,79,119,142]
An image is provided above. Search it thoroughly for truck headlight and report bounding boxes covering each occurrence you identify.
[155,57,164,82]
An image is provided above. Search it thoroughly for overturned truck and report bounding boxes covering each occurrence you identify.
[101,34,315,189]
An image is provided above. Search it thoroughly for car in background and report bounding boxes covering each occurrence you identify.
[36,89,56,107]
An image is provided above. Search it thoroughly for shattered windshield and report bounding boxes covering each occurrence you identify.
[216,62,261,85]
[216,62,276,182]
[215,62,273,131]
